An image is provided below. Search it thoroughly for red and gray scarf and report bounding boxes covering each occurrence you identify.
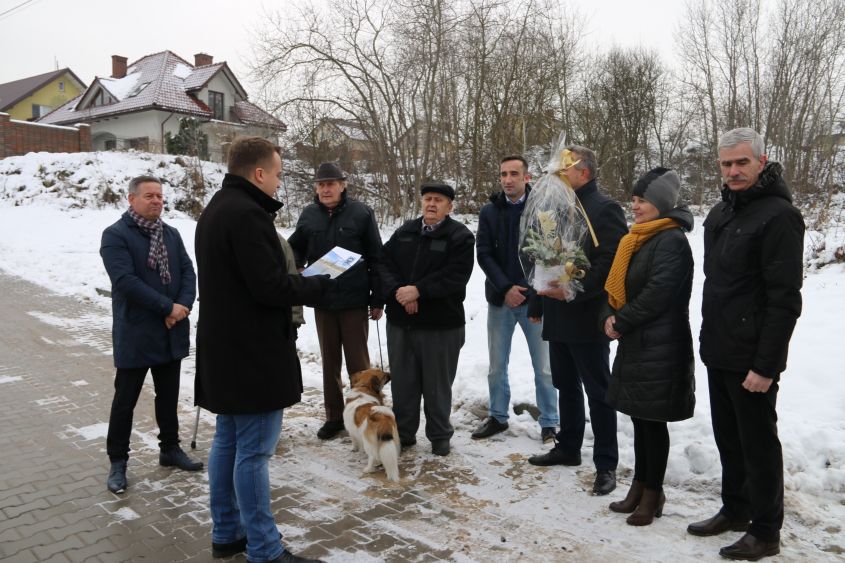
[128,208,171,285]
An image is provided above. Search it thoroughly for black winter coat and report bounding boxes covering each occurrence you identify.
[287,191,384,310]
[477,189,541,317]
[194,174,328,414]
[382,216,475,329]
[100,212,196,369]
[604,207,696,422]
[699,162,804,380]
[541,180,628,342]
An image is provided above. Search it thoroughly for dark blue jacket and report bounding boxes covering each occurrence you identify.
[541,180,627,342]
[100,212,196,369]
[477,188,542,317]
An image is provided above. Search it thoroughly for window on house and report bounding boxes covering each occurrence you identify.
[208,90,224,120]
[31,104,52,119]
[58,81,65,92]
[104,139,117,150]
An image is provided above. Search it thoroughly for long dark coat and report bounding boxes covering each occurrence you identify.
[541,180,628,343]
[699,162,804,380]
[604,207,696,422]
[100,212,196,369]
[194,174,328,414]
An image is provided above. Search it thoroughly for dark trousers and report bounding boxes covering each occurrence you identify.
[708,368,783,542]
[632,418,669,490]
[387,322,464,443]
[314,307,371,421]
[549,341,618,471]
[106,359,181,461]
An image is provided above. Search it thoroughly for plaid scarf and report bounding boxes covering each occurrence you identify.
[605,217,678,309]
[127,208,171,285]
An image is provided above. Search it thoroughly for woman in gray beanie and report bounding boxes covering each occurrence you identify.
[601,167,696,525]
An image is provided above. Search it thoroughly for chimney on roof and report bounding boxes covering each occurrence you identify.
[111,55,128,79]
[194,53,213,67]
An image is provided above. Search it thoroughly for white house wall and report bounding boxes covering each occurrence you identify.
[200,73,241,121]
[89,110,181,151]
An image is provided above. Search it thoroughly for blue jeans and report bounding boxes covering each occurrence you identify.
[487,303,559,428]
[209,409,284,563]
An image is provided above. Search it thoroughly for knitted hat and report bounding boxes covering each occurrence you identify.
[420,181,455,200]
[632,167,681,215]
[314,162,346,181]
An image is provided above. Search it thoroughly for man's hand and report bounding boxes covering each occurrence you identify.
[742,370,773,393]
[370,307,384,320]
[604,315,621,340]
[395,285,420,306]
[537,280,572,302]
[504,285,528,308]
[403,301,418,315]
[169,303,190,321]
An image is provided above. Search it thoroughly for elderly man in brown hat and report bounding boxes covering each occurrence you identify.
[288,162,386,440]
[380,181,475,456]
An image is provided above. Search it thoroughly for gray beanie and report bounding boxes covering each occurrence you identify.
[632,167,681,215]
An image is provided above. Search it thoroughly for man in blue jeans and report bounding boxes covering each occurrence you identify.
[195,137,329,563]
[472,155,559,443]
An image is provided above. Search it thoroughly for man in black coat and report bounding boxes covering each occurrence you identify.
[381,182,475,456]
[288,162,384,440]
[527,145,627,497]
[195,137,328,563]
[100,175,202,495]
[688,128,804,562]
[472,155,559,443]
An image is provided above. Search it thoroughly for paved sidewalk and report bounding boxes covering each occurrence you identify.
[1,273,616,563]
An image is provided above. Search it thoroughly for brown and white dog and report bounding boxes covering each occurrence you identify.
[343,368,400,482]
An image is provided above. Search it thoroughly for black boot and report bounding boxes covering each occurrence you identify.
[160,446,203,471]
[107,460,127,494]
[626,488,665,526]
[609,479,644,513]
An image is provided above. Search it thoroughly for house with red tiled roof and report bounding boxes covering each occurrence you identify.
[39,51,285,161]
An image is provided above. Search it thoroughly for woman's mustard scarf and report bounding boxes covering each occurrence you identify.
[605,218,678,309]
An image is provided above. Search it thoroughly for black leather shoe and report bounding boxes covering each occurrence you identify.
[268,550,325,563]
[316,420,345,440]
[593,469,616,496]
[719,533,780,561]
[107,460,127,494]
[400,437,417,450]
[540,427,557,443]
[528,448,581,466]
[471,417,508,439]
[688,512,750,537]
[212,537,247,558]
[431,439,450,456]
[160,447,203,471]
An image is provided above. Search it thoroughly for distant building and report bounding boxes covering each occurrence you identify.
[39,51,285,162]
[0,68,86,121]
[295,117,376,168]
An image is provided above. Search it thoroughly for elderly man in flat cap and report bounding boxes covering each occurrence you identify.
[288,162,385,440]
[380,181,475,456]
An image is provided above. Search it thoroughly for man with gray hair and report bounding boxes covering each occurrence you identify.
[527,145,627,497]
[688,128,804,561]
[100,175,202,495]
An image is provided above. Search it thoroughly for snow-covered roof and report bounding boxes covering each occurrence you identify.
[37,51,281,130]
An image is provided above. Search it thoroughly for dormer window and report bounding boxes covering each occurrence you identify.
[127,82,150,98]
[90,89,116,108]
[209,90,224,120]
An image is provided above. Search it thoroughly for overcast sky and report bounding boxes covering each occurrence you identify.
[0,0,765,94]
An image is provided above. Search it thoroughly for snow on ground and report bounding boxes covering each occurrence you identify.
[1,151,844,560]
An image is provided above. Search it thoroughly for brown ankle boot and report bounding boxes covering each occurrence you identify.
[609,479,644,513]
[626,488,665,526]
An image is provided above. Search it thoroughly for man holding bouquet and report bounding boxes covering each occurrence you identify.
[527,145,627,497]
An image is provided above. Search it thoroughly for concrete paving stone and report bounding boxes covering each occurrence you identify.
[1,548,39,563]
[2,497,51,519]
[40,553,73,563]
[301,524,342,544]
[65,539,118,563]
[0,482,36,502]
[357,532,410,553]
[16,514,70,540]
[19,484,64,505]
[0,526,22,543]
[316,513,368,538]
[57,475,100,494]
[0,511,35,534]
[47,518,98,543]
[0,530,54,559]
[33,537,84,561]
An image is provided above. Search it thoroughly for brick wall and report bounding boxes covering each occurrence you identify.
[0,113,92,158]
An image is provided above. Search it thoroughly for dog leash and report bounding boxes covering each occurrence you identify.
[375,317,385,371]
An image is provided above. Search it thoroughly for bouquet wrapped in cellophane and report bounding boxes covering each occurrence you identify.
[519,134,593,301]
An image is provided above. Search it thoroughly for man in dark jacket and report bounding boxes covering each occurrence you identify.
[688,128,804,561]
[527,145,627,497]
[288,162,384,440]
[100,175,202,495]
[382,181,474,456]
[195,137,328,563]
[472,155,558,443]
